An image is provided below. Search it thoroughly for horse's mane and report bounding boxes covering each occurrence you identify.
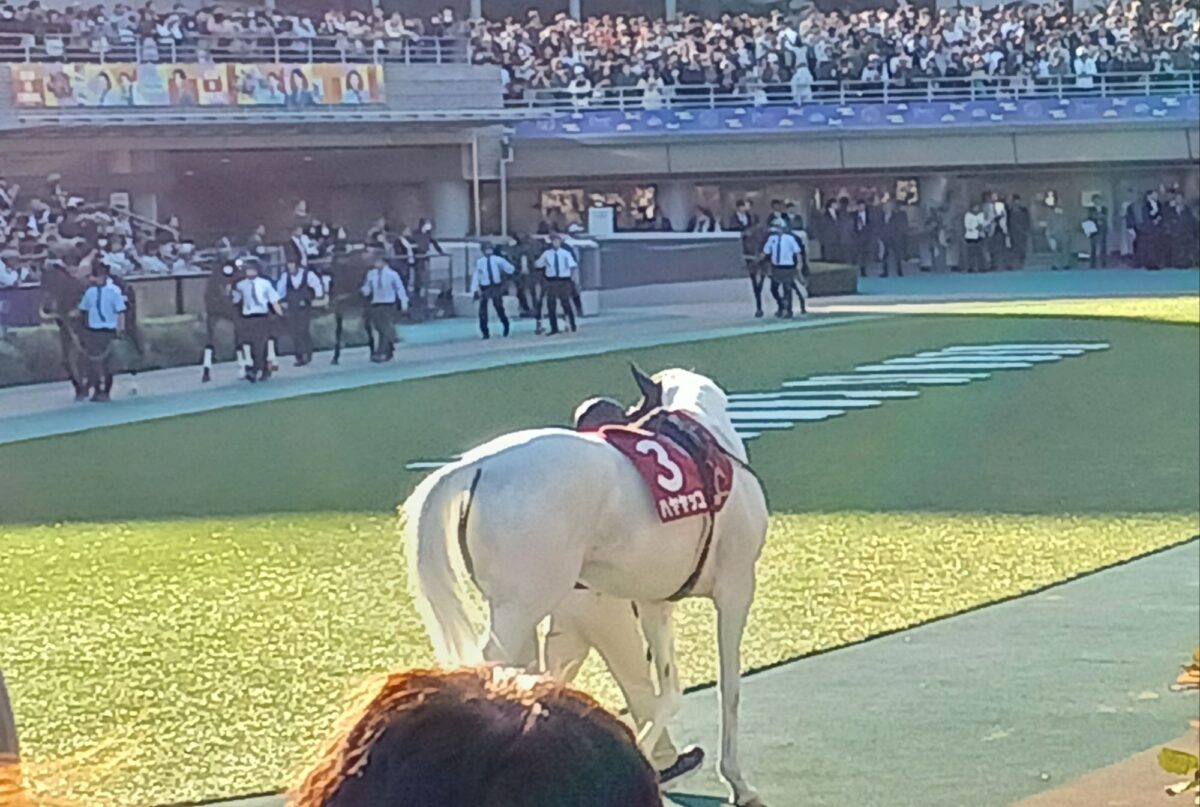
[654,369,747,463]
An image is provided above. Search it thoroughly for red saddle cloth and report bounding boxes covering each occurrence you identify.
[590,411,735,523]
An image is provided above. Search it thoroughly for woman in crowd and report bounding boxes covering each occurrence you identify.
[290,666,662,807]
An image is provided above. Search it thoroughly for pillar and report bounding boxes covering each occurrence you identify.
[657,179,692,232]
[664,0,677,20]
[569,0,581,19]
[427,179,472,238]
[131,192,159,226]
[470,0,481,18]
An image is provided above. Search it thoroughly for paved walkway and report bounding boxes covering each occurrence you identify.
[2,269,1195,446]
[668,539,1200,807]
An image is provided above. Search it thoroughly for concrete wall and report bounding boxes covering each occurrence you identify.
[508,124,1197,180]
[383,64,504,111]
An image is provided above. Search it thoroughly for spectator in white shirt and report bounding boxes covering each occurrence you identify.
[762,223,807,318]
[1073,46,1098,89]
[470,242,515,339]
[77,265,128,401]
[231,260,283,382]
[962,202,987,273]
[0,255,19,288]
[534,234,578,335]
[360,254,409,362]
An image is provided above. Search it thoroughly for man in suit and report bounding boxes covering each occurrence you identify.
[1085,194,1109,269]
[852,199,878,277]
[726,199,759,256]
[880,200,908,277]
[1008,194,1031,269]
[284,225,311,269]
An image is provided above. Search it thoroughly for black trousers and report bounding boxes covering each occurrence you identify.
[81,328,115,394]
[477,286,509,337]
[546,277,577,333]
[770,266,802,314]
[1089,229,1107,268]
[881,239,905,276]
[964,240,985,273]
[369,304,397,358]
[240,314,271,375]
[287,307,313,361]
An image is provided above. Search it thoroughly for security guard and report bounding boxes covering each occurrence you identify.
[534,234,578,335]
[762,223,807,318]
[231,259,283,382]
[470,242,515,339]
[77,264,127,401]
[360,253,409,362]
[276,261,326,365]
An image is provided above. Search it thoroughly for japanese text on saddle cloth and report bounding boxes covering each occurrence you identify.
[584,411,734,523]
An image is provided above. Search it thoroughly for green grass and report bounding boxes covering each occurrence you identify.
[1,311,1198,804]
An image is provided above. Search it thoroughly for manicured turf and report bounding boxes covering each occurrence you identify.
[1,308,1197,804]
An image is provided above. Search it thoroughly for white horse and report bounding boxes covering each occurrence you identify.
[403,367,769,806]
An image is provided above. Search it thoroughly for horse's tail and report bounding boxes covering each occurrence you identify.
[402,462,486,667]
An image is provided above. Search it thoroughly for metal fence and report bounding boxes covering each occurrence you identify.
[0,31,469,65]
[504,70,1200,112]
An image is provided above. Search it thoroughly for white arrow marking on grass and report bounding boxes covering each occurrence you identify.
[856,362,1033,372]
[728,409,846,421]
[729,389,920,400]
[729,398,881,409]
[733,421,808,431]
[787,374,986,386]
[889,355,1056,365]
[940,342,1109,352]
[405,342,1111,471]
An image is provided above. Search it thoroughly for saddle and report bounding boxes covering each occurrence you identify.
[577,406,738,602]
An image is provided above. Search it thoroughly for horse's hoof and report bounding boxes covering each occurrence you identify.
[201,369,211,383]
[737,795,766,807]
[331,357,340,366]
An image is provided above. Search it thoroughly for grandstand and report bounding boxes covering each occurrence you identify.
[0,0,1196,361]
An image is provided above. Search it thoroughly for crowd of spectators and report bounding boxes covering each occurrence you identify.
[0,173,205,288]
[0,1,465,62]
[469,0,1199,103]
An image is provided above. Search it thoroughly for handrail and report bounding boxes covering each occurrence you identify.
[504,70,1200,112]
[0,30,469,65]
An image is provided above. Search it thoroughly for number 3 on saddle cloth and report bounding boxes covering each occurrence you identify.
[584,410,735,523]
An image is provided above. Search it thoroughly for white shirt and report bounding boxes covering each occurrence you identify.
[470,254,516,293]
[536,247,578,279]
[361,265,410,306]
[79,280,128,329]
[232,276,281,316]
[0,260,18,287]
[963,211,986,241]
[763,232,805,267]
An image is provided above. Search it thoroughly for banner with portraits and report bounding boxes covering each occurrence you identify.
[10,63,385,108]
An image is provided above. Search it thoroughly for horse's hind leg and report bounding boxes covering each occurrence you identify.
[201,316,217,382]
[635,600,682,760]
[331,310,343,365]
[483,600,544,670]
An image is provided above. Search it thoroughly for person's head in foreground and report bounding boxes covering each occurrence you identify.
[291,666,662,807]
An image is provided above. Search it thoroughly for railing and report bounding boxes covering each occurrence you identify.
[504,70,1200,112]
[0,31,469,65]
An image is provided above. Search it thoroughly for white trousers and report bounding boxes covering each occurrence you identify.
[544,590,680,770]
